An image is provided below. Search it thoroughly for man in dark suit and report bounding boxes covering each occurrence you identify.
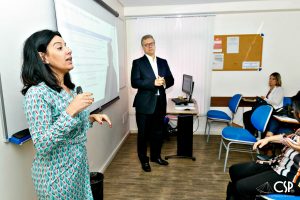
[131,34,174,172]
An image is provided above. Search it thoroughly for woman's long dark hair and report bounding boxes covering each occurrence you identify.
[21,29,75,95]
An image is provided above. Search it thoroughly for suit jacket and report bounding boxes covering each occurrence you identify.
[131,55,174,114]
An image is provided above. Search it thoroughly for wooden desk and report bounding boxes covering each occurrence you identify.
[165,99,198,161]
[167,99,198,115]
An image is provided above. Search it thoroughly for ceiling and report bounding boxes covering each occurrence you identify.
[117,0,268,7]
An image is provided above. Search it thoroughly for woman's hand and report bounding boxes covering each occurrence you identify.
[253,138,269,150]
[284,136,300,152]
[283,130,300,152]
[89,114,112,128]
[295,128,300,136]
[66,92,94,117]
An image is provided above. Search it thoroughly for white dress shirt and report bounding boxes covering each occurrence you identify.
[145,54,158,78]
[145,54,160,95]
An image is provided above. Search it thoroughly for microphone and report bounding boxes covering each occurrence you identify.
[76,86,83,94]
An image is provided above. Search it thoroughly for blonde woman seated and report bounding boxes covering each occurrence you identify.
[243,72,284,137]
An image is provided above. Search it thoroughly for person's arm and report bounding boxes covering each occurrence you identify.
[131,59,156,90]
[162,60,174,89]
[264,87,284,107]
[283,134,300,152]
[253,134,285,150]
[24,89,80,155]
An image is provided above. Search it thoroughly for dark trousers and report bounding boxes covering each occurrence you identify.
[227,162,300,200]
[135,96,165,163]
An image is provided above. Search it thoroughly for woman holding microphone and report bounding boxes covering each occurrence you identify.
[21,29,111,199]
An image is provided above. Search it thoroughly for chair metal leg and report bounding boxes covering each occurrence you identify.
[206,121,211,143]
[250,151,254,161]
[224,142,231,172]
[218,138,223,160]
[204,118,208,136]
[250,147,257,161]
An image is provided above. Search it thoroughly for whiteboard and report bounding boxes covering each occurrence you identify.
[54,0,120,112]
[117,18,127,89]
[0,74,7,141]
[0,0,57,140]
[0,0,123,140]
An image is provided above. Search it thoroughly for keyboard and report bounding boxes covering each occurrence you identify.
[174,106,195,111]
[172,98,188,105]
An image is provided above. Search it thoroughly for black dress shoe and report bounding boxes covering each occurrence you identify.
[150,158,169,165]
[141,162,151,172]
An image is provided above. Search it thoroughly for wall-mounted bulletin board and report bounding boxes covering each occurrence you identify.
[212,34,263,71]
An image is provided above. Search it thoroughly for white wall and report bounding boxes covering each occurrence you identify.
[212,11,300,127]
[0,1,128,199]
[213,11,300,97]
[124,0,300,16]
[125,0,300,134]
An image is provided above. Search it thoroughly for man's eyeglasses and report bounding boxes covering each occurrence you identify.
[143,42,155,48]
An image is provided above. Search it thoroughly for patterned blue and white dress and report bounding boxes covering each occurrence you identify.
[24,82,94,199]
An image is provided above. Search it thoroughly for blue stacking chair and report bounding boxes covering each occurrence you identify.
[205,94,242,142]
[218,105,273,172]
[261,194,299,200]
[283,97,292,106]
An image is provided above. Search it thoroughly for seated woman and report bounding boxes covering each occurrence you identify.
[227,91,300,200]
[243,72,284,137]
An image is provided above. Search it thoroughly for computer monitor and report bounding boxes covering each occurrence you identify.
[182,74,194,103]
